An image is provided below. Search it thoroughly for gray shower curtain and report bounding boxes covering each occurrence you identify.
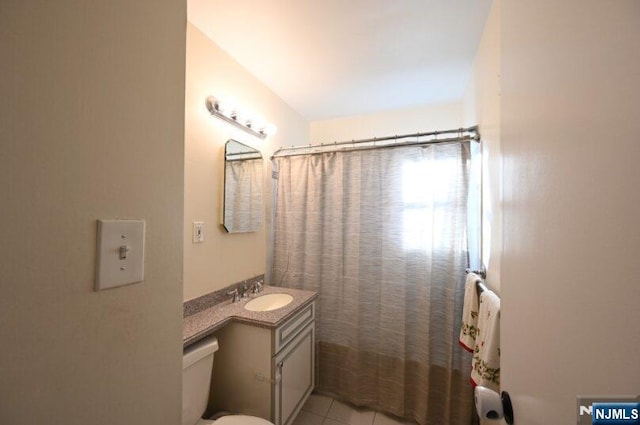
[272,142,476,425]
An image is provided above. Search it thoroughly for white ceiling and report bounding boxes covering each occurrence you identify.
[187,0,492,121]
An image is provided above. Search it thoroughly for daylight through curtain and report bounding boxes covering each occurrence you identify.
[272,141,476,425]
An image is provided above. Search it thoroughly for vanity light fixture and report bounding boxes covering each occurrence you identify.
[205,96,277,140]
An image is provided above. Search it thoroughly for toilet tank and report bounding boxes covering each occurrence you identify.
[183,336,219,425]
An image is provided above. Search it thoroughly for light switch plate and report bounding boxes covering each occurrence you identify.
[192,221,205,243]
[95,219,145,291]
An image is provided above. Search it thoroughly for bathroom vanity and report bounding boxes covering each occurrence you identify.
[182,283,317,425]
[210,301,315,425]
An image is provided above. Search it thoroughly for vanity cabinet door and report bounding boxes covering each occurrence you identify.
[209,301,316,425]
[273,322,315,425]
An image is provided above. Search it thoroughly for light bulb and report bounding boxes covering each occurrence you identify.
[263,123,278,136]
[215,99,229,115]
[205,96,218,114]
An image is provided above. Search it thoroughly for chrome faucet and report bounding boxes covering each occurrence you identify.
[241,283,251,298]
[226,288,241,303]
[252,280,264,294]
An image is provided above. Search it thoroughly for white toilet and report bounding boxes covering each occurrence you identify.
[182,335,274,425]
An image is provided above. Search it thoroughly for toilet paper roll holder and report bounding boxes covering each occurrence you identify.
[501,391,514,424]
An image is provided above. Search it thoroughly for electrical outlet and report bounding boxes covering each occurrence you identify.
[192,221,205,243]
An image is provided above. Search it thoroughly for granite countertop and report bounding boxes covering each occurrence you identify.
[183,285,317,348]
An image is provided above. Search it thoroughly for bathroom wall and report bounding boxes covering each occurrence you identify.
[500,1,640,423]
[184,23,309,302]
[0,1,185,424]
[464,5,502,424]
[463,0,502,293]
[310,102,463,142]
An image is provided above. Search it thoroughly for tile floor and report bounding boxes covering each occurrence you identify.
[293,393,416,425]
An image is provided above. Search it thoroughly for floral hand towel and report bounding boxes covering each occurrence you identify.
[459,272,481,352]
[471,290,500,391]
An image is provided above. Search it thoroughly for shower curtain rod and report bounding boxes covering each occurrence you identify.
[271,126,479,158]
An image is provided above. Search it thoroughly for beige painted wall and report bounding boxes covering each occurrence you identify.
[0,2,185,424]
[184,23,309,302]
[500,1,640,423]
[463,0,502,293]
[310,102,463,142]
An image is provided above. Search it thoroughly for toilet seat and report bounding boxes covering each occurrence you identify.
[214,415,274,425]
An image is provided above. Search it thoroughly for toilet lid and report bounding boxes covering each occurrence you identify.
[215,415,273,425]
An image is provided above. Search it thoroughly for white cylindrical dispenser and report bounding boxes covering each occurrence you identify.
[474,386,504,421]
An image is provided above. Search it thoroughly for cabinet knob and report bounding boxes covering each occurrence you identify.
[275,361,283,383]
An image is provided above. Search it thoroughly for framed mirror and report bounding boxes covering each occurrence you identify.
[223,139,263,233]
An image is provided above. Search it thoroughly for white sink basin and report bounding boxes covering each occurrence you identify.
[244,293,294,312]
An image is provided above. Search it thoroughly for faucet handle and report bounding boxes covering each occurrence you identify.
[252,280,264,294]
[226,288,240,303]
